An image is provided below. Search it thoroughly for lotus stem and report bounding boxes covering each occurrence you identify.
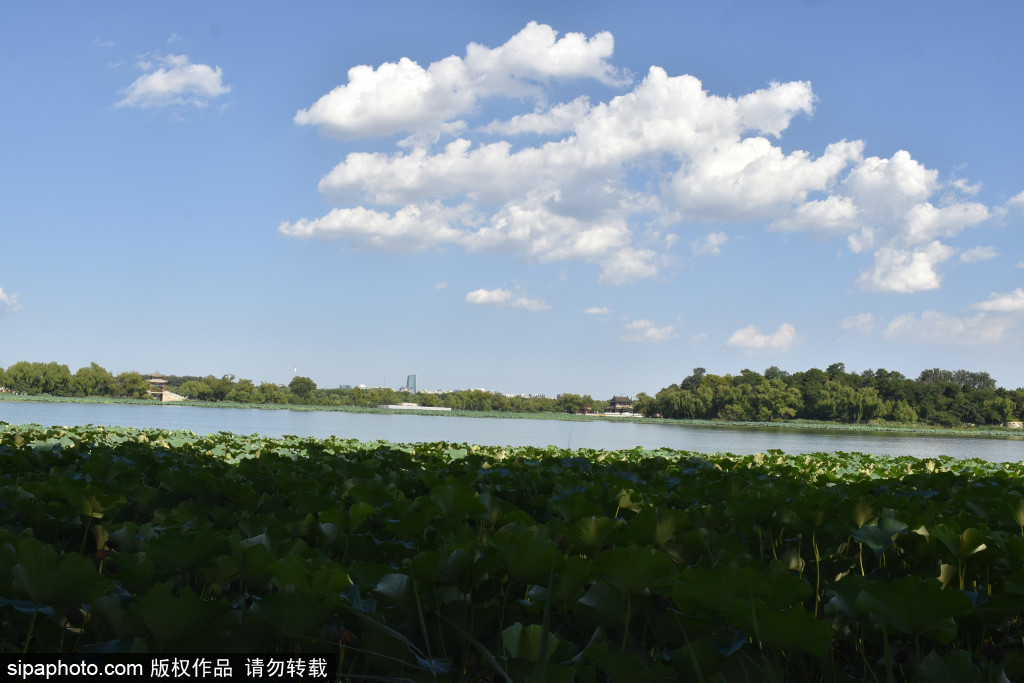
[621,592,631,654]
[813,532,821,618]
[22,605,39,654]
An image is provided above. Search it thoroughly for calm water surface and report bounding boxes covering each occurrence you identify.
[2,400,1022,462]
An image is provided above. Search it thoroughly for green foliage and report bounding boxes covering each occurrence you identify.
[114,371,149,399]
[3,423,1024,680]
[7,358,1023,431]
[648,364,1024,428]
[288,375,317,399]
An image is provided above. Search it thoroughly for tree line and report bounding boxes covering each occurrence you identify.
[3,360,1021,426]
[634,364,1023,426]
[0,361,604,414]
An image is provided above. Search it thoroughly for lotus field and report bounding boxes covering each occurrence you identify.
[2,423,1024,681]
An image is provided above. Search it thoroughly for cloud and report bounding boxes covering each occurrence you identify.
[622,319,676,342]
[773,148,991,291]
[465,287,550,311]
[971,288,1024,312]
[1008,190,1024,210]
[960,246,998,263]
[841,313,875,333]
[773,195,858,234]
[279,204,464,251]
[283,22,1001,289]
[884,311,1010,344]
[483,97,591,135]
[692,231,727,255]
[0,287,20,312]
[726,322,797,351]
[842,150,937,215]
[856,241,954,293]
[951,178,981,196]
[434,282,448,290]
[116,54,230,109]
[294,22,623,139]
[584,306,612,315]
[902,202,989,244]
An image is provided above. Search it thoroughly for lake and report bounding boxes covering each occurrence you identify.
[2,400,1022,462]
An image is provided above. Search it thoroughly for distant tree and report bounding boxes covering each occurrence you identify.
[71,362,115,397]
[2,361,39,392]
[289,376,317,399]
[208,374,236,401]
[179,380,214,401]
[826,362,847,381]
[40,362,73,395]
[5,361,74,395]
[890,399,918,424]
[738,369,764,386]
[555,393,590,414]
[115,371,150,399]
[226,379,258,403]
[917,368,953,386]
[750,379,802,421]
[633,392,656,417]
[256,382,291,404]
[953,370,997,391]
[680,368,706,391]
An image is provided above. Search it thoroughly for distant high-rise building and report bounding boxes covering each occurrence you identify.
[406,374,417,393]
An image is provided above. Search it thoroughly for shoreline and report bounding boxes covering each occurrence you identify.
[3,392,1022,440]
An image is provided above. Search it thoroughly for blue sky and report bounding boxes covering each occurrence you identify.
[2,2,1023,398]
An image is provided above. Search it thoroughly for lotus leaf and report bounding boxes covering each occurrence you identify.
[566,516,623,556]
[854,576,973,643]
[596,545,677,596]
[131,583,233,650]
[12,537,107,607]
[915,649,984,683]
[246,588,340,644]
[722,602,831,661]
[489,523,559,586]
[501,622,558,661]
[849,514,908,555]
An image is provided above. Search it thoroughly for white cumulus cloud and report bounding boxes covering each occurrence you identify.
[0,287,20,312]
[622,319,676,342]
[584,306,612,315]
[692,231,728,256]
[116,54,230,109]
[884,311,1010,344]
[856,241,955,293]
[971,288,1024,312]
[960,246,998,263]
[278,204,464,251]
[483,97,592,135]
[294,22,623,139]
[841,313,875,333]
[727,323,797,351]
[282,22,1003,290]
[465,287,550,312]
